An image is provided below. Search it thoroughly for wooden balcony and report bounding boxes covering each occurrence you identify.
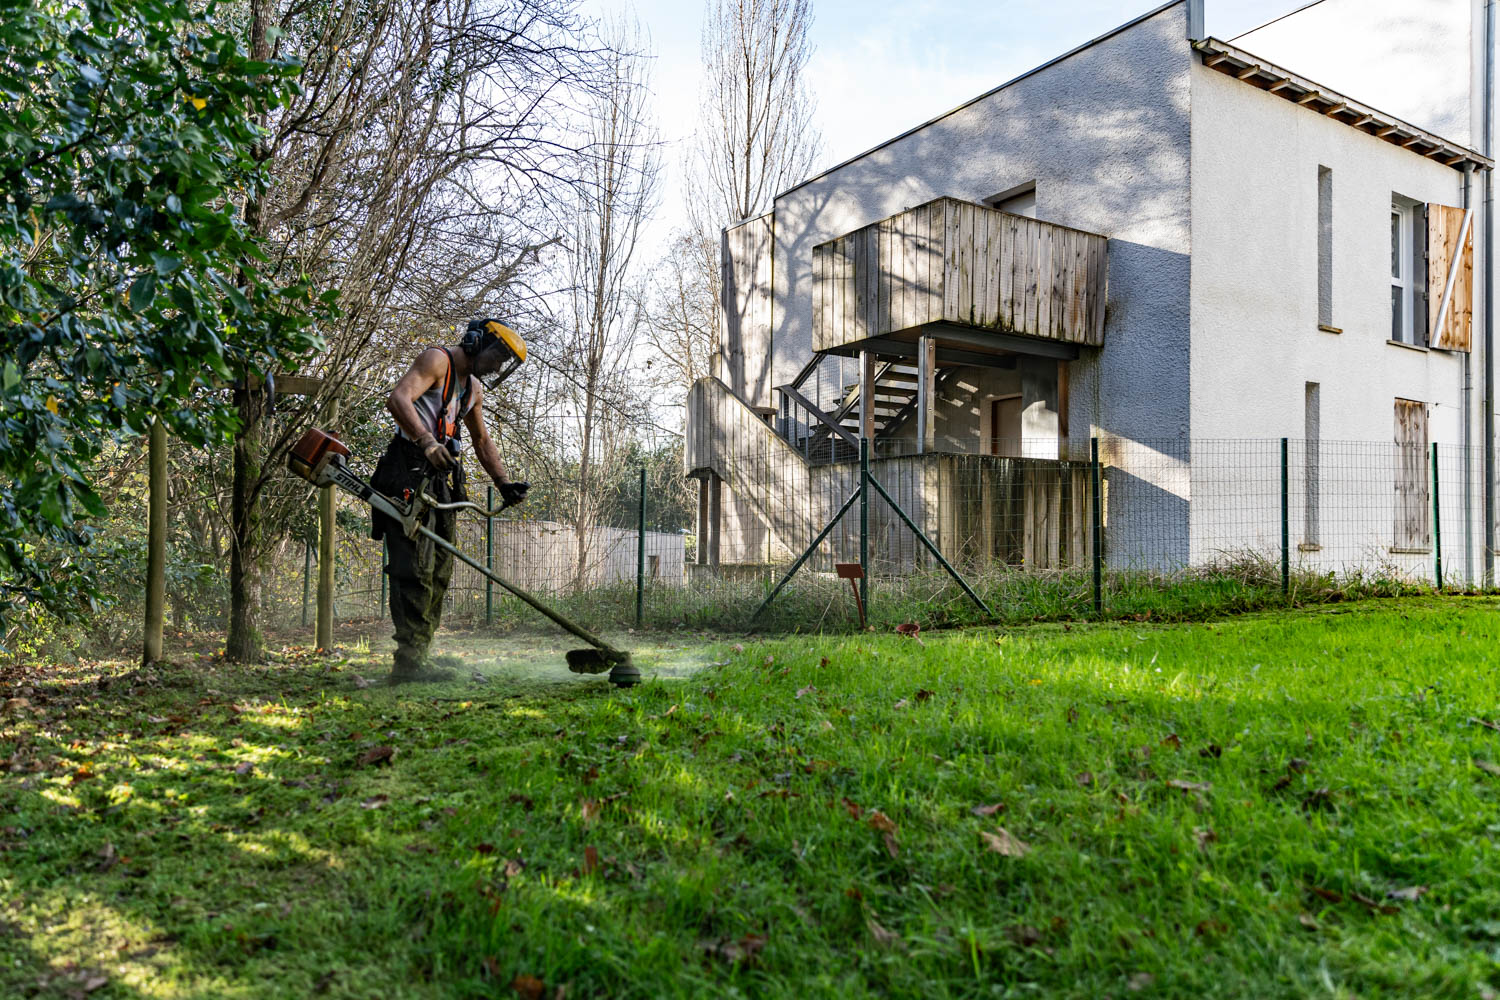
[812,197,1107,360]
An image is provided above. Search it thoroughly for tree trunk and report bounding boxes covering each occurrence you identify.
[226,386,266,662]
[142,416,167,666]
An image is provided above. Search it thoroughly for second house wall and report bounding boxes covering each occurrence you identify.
[1189,61,1477,577]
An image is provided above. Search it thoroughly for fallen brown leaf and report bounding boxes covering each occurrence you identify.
[865,915,904,948]
[700,932,767,963]
[980,827,1030,858]
[580,799,600,823]
[866,810,896,834]
[1194,827,1217,851]
[503,858,526,878]
[1194,918,1228,937]
[1166,779,1211,793]
[1075,771,1094,788]
[893,699,910,710]
[795,685,817,699]
[1127,972,1155,992]
[360,795,389,810]
[475,843,496,855]
[1006,924,1042,948]
[234,761,253,776]
[1475,759,1500,777]
[1470,717,1500,732]
[1309,886,1344,904]
[882,831,899,859]
[1300,787,1333,811]
[511,973,546,999]
[841,798,862,820]
[1161,733,1181,750]
[1386,885,1429,902]
[1351,891,1399,916]
[583,846,600,876]
[1298,912,1319,930]
[356,745,395,768]
[970,802,1005,817]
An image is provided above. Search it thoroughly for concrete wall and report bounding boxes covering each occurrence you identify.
[1189,58,1479,577]
[769,2,1195,456]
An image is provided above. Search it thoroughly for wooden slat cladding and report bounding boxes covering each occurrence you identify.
[1427,203,1473,352]
[687,377,1093,573]
[720,214,776,403]
[811,197,1107,354]
[1392,398,1430,552]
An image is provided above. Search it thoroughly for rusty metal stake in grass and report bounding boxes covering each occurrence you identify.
[836,563,866,626]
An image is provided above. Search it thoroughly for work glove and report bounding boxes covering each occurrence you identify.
[498,481,530,509]
[420,440,453,471]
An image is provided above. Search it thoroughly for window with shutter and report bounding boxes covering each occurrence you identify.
[1426,202,1473,352]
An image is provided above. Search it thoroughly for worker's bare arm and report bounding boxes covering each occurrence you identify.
[462,381,511,486]
[387,349,447,447]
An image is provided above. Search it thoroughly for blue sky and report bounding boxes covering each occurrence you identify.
[583,0,1315,246]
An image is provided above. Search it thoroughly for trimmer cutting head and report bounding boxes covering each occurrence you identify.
[567,648,641,687]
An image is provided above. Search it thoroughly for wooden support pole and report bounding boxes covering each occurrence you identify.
[316,398,338,650]
[697,477,710,565]
[142,416,167,666]
[859,350,877,442]
[917,334,935,454]
[708,474,722,567]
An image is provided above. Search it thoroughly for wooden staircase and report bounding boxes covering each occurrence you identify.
[785,360,958,463]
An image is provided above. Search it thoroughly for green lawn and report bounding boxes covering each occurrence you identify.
[3,598,1499,998]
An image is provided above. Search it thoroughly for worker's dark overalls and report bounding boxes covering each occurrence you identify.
[370,349,472,678]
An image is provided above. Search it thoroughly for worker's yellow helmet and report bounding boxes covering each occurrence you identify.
[464,317,526,389]
[482,319,526,362]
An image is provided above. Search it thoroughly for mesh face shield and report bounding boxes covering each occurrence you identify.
[469,319,527,390]
[481,350,522,390]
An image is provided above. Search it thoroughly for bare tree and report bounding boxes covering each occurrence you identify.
[642,228,719,402]
[222,0,610,661]
[563,18,660,588]
[694,0,822,225]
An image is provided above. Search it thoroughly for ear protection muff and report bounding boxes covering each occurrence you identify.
[462,317,527,387]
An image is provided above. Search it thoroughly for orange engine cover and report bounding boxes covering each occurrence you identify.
[288,428,350,483]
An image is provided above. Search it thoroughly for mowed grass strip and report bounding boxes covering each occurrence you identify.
[2,598,1499,999]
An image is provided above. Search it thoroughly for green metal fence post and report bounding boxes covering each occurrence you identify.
[485,485,494,625]
[1281,437,1290,598]
[636,466,647,628]
[859,437,870,620]
[301,541,312,627]
[1432,441,1443,590]
[1091,437,1103,617]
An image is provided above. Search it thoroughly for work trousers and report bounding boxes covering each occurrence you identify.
[370,436,465,674]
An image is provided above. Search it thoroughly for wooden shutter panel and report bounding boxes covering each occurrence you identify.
[1427,202,1473,352]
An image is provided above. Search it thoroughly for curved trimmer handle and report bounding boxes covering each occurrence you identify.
[420,481,529,517]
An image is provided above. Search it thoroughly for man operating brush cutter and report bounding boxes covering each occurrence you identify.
[371,318,530,684]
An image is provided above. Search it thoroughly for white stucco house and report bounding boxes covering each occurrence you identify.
[684,0,1495,584]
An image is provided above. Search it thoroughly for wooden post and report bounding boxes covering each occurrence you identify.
[917,334,936,455]
[142,416,167,666]
[316,397,338,650]
[859,350,877,442]
[708,474,722,567]
[697,478,710,565]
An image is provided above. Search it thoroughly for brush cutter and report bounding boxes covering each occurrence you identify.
[287,428,640,687]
